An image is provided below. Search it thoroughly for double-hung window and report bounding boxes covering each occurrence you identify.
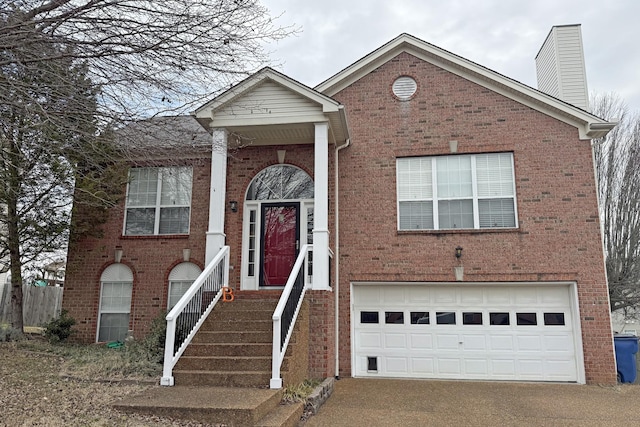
[397,152,517,230]
[124,167,193,235]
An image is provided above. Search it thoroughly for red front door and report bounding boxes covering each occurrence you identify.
[260,203,299,287]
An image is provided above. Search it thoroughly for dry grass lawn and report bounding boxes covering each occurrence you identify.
[0,340,215,426]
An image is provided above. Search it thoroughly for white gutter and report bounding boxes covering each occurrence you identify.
[334,137,351,379]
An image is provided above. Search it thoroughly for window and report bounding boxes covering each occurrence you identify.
[544,312,566,326]
[436,312,456,325]
[98,264,133,342]
[463,312,483,325]
[385,312,404,324]
[361,312,379,324]
[124,167,193,235]
[168,262,202,310]
[516,312,537,326]
[490,312,510,325]
[410,312,430,324]
[396,153,516,230]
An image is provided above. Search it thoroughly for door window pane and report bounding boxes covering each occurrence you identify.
[361,312,379,324]
[516,312,537,326]
[410,312,430,324]
[544,312,566,326]
[385,312,404,324]
[490,312,510,325]
[436,312,456,325]
[463,312,483,325]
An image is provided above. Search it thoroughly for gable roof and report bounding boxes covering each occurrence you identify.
[315,33,615,139]
[194,67,350,145]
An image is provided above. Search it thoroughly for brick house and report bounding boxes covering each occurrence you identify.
[64,28,618,386]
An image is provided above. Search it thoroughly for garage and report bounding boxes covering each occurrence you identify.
[352,283,584,382]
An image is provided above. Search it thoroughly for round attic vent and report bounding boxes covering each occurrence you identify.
[392,76,417,100]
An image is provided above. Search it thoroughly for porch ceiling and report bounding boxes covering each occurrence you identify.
[228,123,314,146]
[226,119,345,147]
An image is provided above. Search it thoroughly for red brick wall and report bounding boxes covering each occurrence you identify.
[332,52,615,384]
[64,155,211,343]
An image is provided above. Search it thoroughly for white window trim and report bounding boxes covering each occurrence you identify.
[397,153,518,231]
[123,166,193,236]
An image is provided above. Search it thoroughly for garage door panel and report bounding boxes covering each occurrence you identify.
[460,289,484,304]
[437,358,462,375]
[514,289,538,304]
[383,287,406,304]
[516,335,542,351]
[410,333,433,349]
[461,334,487,351]
[464,358,489,376]
[384,333,406,349]
[486,288,511,304]
[434,288,456,303]
[435,334,460,349]
[490,335,515,351]
[353,284,579,382]
[518,359,544,376]
[412,357,435,374]
[358,332,382,349]
[385,357,409,374]
[491,359,516,375]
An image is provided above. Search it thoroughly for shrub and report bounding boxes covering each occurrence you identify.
[43,310,76,343]
[123,311,167,364]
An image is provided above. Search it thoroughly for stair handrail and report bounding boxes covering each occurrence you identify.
[271,244,311,389]
[161,245,230,386]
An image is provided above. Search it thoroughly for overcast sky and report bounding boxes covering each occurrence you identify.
[260,0,640,114]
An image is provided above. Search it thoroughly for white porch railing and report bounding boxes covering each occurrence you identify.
[271,244,312,389]
[161,246,230,386]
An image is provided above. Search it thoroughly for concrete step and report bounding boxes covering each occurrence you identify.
[174,370,272,387]
[208,309,275,322]
[256,402,304,427]
[192,330,272,344]
[202,319,273,332]
[113,386,284,426]
[184,342,272,357]
[217,299,278,311]
[176,355,289,372]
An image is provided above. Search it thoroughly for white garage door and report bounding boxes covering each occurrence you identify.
[352,283,582,382]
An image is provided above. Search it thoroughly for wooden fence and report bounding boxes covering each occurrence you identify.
[0,283,63,326]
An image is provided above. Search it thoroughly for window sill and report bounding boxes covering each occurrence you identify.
[121,234,190,240]
[397,227,520,236]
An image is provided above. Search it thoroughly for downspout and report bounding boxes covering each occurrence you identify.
[334,137,350,380]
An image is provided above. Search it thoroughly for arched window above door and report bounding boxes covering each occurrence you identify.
[246,165,314,201]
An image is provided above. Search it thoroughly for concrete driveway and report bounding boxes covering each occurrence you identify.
[303,378,640,426]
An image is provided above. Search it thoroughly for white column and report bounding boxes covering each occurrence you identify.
[313,122,330,290]
[205,128,228,265]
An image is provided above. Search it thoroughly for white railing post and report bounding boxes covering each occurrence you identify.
[271,316,283,389]
[161,317,176,386]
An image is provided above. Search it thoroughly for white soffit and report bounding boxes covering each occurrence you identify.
[315,33,615,140]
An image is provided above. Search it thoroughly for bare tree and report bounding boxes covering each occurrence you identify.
[591,93,640,312]
[1,1,295,331]
[1,0,295,119]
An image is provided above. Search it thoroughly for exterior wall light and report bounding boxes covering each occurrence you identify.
[229,201,238,213]
[455,246,463,259]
